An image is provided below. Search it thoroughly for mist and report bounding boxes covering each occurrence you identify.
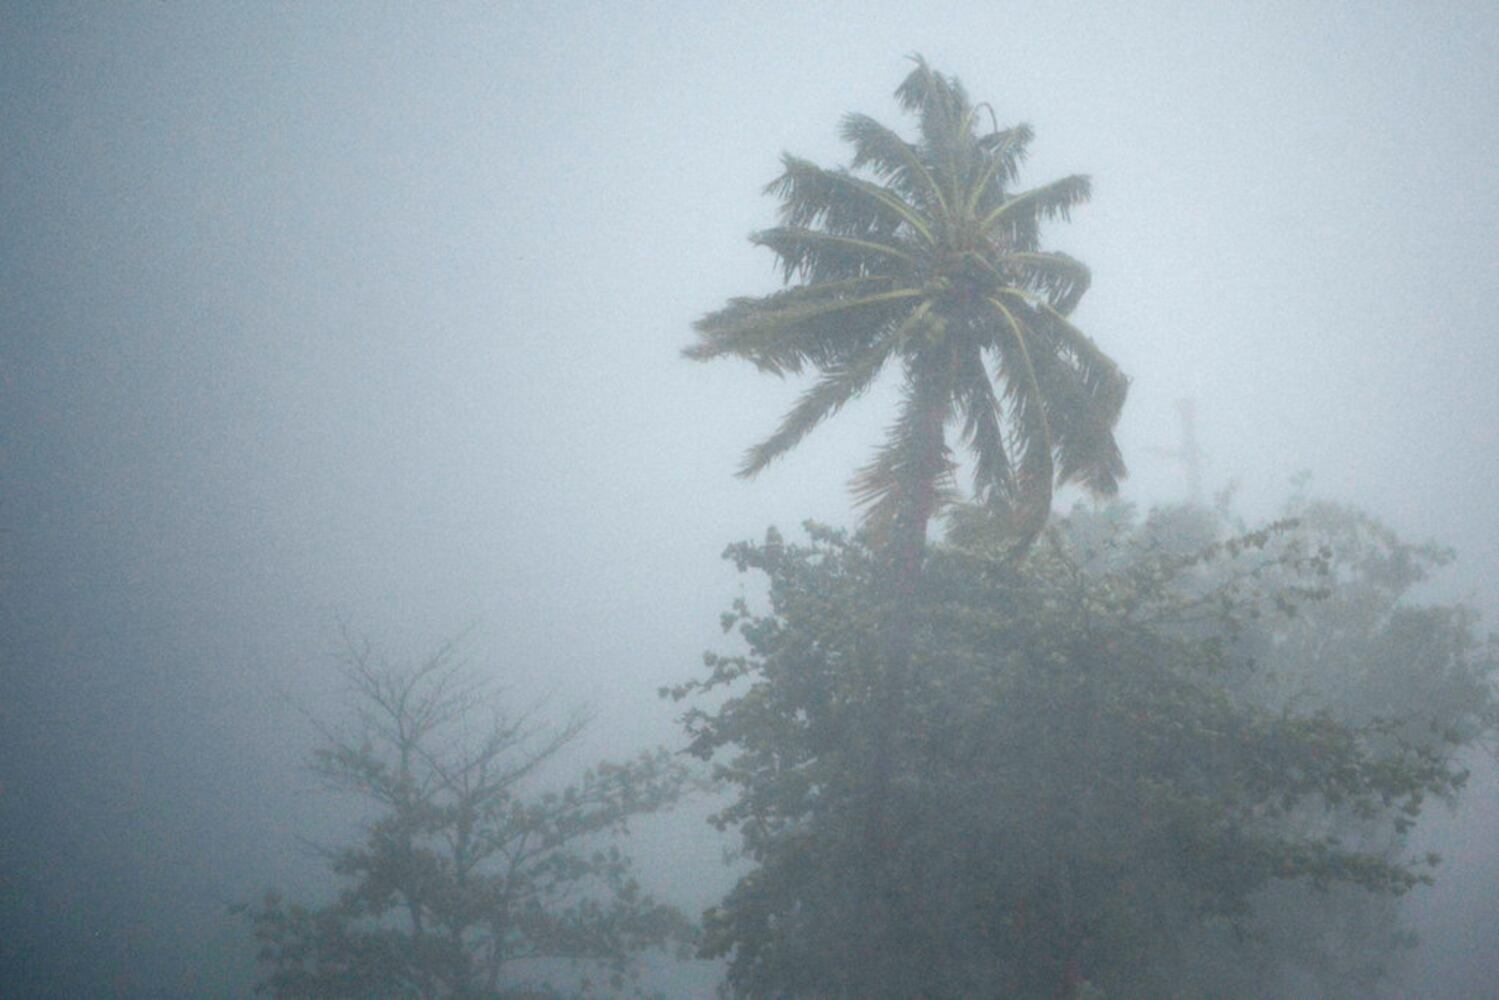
[3,3,1497,996]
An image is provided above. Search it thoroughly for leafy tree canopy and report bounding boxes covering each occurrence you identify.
[668,497,1495,998]
[241,636,695,999]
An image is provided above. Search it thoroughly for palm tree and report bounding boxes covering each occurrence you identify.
[686,57,1128,572]
[688,60,1130,995]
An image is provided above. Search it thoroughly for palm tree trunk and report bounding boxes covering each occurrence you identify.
[855,405,947,997]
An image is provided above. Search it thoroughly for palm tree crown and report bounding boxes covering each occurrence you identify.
[686,58,1129,553]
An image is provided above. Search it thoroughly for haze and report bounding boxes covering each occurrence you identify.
[3,3,1497,995]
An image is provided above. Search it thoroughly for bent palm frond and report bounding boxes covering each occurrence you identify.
[688,286,923,374]
[751,227,920,283]
[998,252,1092,316]
[688,57,1127,560]
[769,157,937,246]
[851,350,960,537]
[963,123,1035,214]
[840,113,950,219]
[979,175,1092,244]
[988,296,1057,547]
[739,304,936,478]
[954,339,1014,506]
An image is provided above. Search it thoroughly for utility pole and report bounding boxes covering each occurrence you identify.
[1148,398,1205,505]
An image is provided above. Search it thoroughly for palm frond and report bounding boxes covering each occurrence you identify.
[977,122,1034,170]
[751,227,919,284]
[987,297,1056,548]
[963,123,1035,214]
[840,112,951,218]
[954,339,1014,506]
[1033,301,1129,418]
[998,251,1092,315]
[1032,303,1129,494]
[686,283,920,375]
[850,348,959,536]
[1026,328,1127,496]
[978,175,1092,245]
[739,304,935,478]
[894,55,972,163]
[988,292,1127,495]
[768,156,936,246]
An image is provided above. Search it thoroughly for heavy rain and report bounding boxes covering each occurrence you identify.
[3,4,1498,997]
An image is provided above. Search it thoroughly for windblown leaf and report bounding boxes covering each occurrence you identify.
[739,304,934,478]
[979,174,1092,248]
[851,347,960,538]
[752,226,920,284]
[954,338,1014,505]
[998,251,1092,315]
[988,296,1056,550]
[840,112,950,218]
[687,284,921,375]
[768,156,936,246]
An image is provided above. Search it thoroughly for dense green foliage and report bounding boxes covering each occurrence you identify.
[244,56,1497,1000]
[670,499,1495,998]
[241,639,693,998]
[685,58,1127,552]
[682,57,1134,995]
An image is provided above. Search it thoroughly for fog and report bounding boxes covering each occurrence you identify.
[2,3,1497,996]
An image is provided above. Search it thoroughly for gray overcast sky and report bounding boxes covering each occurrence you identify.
[3,2,1498,994]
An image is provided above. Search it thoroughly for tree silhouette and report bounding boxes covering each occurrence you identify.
[686,60,1132,992]
[240,635,692,998]
[687,56,1128,570]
